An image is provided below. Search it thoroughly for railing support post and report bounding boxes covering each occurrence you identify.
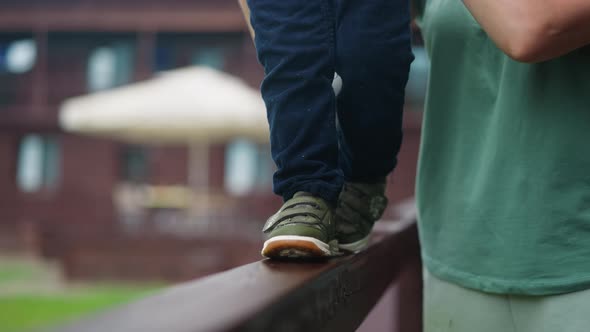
[396,255,423,332]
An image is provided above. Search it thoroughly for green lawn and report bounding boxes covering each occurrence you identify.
[0,257,162,332]
[0,261,36,283]
[0,285,159,332]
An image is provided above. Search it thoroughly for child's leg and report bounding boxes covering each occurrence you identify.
[247,0,342,205]
[249,1,344,258]
[334,0,414,182]
[332,0,414,253]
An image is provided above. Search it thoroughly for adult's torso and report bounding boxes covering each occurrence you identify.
[416,0,590,295]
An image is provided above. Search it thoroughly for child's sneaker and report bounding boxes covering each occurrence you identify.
[334,180,388,253]
[261,192,339,259]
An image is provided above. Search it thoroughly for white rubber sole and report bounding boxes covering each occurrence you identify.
[261,235,333,259]
[338,234,370,253]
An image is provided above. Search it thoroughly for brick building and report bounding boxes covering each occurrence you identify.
[0,0,264,239]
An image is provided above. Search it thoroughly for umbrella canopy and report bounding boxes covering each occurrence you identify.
[59,66,268,144]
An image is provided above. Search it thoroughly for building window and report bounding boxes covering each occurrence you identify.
[154,45,174,72]
[224,139,272,195]
[0,39,37,74]
[120,145,149,184]
[192,48,225,70]
[0,38,37,106]
[17,134,61,192]
[154,43,226,72]
[87,43,132,92]
[154,31,240,72]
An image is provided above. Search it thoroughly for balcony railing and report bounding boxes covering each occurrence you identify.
[54,204,421,332]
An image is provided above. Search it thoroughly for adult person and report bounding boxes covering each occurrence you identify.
[414,1,590,330]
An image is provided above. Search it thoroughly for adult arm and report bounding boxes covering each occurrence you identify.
[462,0,590,62]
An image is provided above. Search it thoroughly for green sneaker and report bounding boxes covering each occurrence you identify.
[334,180,388,253]
[261,192,339,259]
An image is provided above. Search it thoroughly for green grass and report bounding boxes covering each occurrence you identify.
[0,258,163,332]
[0,285,160,332]
[0,262,36,283]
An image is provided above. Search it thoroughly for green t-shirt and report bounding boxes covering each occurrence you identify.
[415,0,590,295]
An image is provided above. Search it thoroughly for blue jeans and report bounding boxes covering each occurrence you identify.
[248,0,413,205]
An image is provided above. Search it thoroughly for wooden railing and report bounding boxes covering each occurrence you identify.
[54,209,421,332]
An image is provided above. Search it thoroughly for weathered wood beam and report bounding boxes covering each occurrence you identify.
[54,217,419,332]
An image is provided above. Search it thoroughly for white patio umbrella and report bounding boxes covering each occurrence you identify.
[60,66,268,143]
[59,66,268,221]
